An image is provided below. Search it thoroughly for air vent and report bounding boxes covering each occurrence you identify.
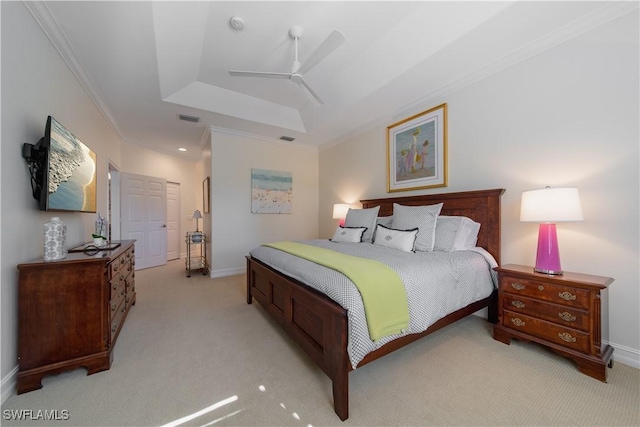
[179,114,200,123]
[279,136,295,142]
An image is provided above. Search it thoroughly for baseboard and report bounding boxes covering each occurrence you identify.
[606,341,640,369]
[1,365,18,404]
[472,311,640,370]
[209,267,244,279]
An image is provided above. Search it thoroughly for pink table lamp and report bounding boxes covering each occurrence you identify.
[520,187,583,275]
[332,203,350,227]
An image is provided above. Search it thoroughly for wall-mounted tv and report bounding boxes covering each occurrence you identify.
[23,116,97,213]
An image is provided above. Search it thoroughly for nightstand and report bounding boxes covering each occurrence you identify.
[493,264,614,382]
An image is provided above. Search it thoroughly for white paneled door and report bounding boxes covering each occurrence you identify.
[121,172,167,270]
[166,182,180,261]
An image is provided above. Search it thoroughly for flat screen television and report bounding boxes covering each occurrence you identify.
[23,116,97,212]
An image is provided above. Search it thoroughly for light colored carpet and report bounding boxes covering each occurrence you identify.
[2,259,638,426]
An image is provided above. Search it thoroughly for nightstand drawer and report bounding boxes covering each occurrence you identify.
[500,276,590,309]
[503,294,589,331]
[503,310,589,353]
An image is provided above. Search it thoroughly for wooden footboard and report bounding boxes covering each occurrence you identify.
[247,256,351,420]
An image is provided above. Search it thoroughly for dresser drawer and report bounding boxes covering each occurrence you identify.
[503,294,589,331]
[110,299,127,343]
[500,276,590,309]
[109,284,126,320]
[503,310,589,353]
[109,272,125,294]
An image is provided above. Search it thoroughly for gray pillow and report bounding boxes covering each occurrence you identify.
[434,216,481,252]
[392,203,443,251]
[344,206,380,243]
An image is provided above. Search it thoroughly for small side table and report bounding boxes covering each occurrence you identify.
[493,264,614,381]
[185,232,208,277]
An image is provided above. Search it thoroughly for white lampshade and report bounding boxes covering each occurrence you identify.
[520,187,584,223]
[332,203,350,220]
[192,210,203,219]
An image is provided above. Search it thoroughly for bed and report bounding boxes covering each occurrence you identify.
[246,188,504,420]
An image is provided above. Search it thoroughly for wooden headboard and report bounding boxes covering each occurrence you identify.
[361,188,505,264]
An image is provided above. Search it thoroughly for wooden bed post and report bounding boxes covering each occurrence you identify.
[246,257,253,304]
[329,306,350,421]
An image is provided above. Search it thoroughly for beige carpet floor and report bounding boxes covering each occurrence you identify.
[2,259,638,426]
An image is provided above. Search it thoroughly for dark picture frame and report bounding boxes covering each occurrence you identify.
[203,177,210,213]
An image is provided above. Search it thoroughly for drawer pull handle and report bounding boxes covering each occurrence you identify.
[111,303,116,311]
[558,312,576,322]
[511,318,525,327]
[558,332,576,343]
[538,285,544,291]
[112,324,118,333]
[558,291,577,301]
[511,300,525,309]
[511,282,525,291]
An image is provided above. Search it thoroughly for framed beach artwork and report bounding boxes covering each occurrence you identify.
[386,103,447,192]
[251,168,292,214]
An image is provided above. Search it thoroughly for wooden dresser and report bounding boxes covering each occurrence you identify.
[17,240,136,393]
[493,264,614,381]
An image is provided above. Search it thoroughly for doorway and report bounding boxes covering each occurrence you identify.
[120,172,168,270]
[166,182,181,261]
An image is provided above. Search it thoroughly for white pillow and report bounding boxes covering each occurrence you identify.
[331,226,367,243]
[373,225,418,252]
[392,203,443,251]
[434,216,481,252]
[344,206,380,243]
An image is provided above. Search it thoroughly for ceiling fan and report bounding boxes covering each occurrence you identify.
[229,25,345,105]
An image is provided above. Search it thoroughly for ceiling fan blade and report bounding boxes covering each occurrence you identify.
[297,78,324,105]
[229,70,291,79]
[297,30,345,75]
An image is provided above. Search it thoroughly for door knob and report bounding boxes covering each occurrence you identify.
[161,224,167,228]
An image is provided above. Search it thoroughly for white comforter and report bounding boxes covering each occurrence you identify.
[249,239,497,368]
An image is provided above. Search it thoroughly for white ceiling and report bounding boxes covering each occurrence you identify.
[29,1,637,161]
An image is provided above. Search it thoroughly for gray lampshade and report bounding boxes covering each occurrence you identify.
[192,210,203,219]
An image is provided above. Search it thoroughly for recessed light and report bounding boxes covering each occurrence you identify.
[178,148,187,152]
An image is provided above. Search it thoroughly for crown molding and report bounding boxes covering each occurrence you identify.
[398,1,639,122]
[24,1,125,141]
[321,1,639,151]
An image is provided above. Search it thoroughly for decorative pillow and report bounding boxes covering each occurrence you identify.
[434,216,481,252]
[330,226,367,243]
[392,203,443,251]
[344,206,380,243]
[375,216,394,229]
[373,224,418,253]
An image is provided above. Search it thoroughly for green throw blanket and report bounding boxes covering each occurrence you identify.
[264,241,410,341]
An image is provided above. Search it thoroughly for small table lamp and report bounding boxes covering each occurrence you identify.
[332,203,350,227]
[192,210,203,232]
[520,187,583,275]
